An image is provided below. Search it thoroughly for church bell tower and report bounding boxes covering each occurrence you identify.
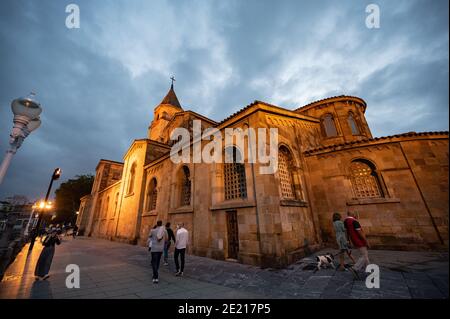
[148,78,183,142]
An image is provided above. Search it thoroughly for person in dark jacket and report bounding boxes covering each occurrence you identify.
[163,222,176,265]
[34,228,61,280]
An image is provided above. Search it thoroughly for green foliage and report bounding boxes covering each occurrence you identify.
[53,174,94,224]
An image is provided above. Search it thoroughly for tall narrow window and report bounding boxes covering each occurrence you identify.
[104,196,110,218]
[348,112,360,135]
[322,114,338,137]
[278,146,296,199]
[224,147,247,200]
[180,166,191,206]
[113,192,119,217]
[146,178,158,211]
[350,160,383,198]
[127,163,136,195]
[96,199,102,220]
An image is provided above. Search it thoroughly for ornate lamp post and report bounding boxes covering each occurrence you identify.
[0,93,42,185]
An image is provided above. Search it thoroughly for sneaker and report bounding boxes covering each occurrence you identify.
[176,271,183,277]
[152,279,156,283]
[155,279,159,283]
[34,276,41,281]
[164,262,168,266]
[43,274,50,280]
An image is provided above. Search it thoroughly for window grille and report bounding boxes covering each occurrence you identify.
[278,147,295,199]
[224,147,247,200]
[350,161,382,198]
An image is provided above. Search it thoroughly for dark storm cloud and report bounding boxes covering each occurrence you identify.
[0,0,448,200]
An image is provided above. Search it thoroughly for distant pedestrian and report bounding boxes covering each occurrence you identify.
[163,222,176,266]
[344,211,370,275]
[72,225,78,238]
[150,221,167,283]
[332,212,356,270]
[34,228,61,281]
[174,223,189,277]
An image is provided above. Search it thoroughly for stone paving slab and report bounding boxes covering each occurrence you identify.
[0,236,448,299]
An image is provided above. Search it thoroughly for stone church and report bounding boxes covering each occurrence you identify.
[76,83,449,267]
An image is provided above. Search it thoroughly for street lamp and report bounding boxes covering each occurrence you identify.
[25,200,52,238]
[0,93,42,185]
[28,168,61,251]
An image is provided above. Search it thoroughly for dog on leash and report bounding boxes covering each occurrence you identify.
[315,253,335,271]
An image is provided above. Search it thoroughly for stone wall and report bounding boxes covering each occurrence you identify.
[305,134,448,250]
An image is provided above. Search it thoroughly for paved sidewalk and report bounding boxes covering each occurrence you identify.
[0,236,447,299]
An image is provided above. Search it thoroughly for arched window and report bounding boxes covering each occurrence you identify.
[180,166,191,206]
[113,192,119,217]
[104,196,110,218]
[348,112,360,135]
[146,178,158,211]
[350,160,383,198]
[322,114,338,137]
[224,147,247,200]
[278,146,296,199]
[127,163,136,195]
[96,199,102,220]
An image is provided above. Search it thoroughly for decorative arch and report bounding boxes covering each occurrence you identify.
[349,159,384,199]
[278,145,296,199]
[127,162,137,195]
[146,177,158,211]
[179,165,192,206]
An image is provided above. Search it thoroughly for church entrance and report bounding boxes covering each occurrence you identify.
[226,210,239,260]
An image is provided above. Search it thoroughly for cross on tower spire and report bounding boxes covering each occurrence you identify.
[170,76,175,89]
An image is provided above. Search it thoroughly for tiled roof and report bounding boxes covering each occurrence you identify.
[217,101,259,125]
[304,131,449,154]
[99,159,124,165]
[295,95,367,112]
[217,100,318,126]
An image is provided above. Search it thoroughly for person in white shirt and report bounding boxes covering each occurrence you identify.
[174,223,189,276]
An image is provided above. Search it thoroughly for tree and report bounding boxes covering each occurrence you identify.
[53,175,94,224]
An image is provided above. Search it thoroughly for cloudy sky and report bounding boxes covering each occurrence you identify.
[0,0,448,201]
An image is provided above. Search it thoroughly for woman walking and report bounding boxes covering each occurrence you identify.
[34,228,61,280]
[332,212,355,270]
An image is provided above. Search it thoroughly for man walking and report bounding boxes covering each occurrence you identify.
[174,223,189,277]
[163,222,176,266]
[150,220,168,283]
[344,211,370,275]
